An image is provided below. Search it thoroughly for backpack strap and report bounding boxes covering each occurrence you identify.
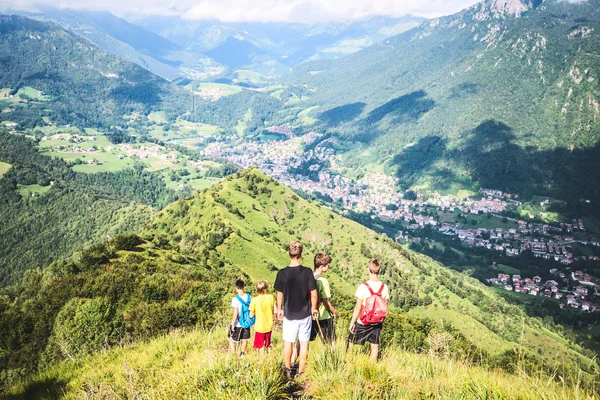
[364,282,375,296]
[236,295,250,306]
[376,283,385,296]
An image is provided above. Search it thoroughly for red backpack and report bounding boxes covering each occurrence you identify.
[359,282,388,325]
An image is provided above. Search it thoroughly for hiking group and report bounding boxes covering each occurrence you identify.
[228,240,390,379]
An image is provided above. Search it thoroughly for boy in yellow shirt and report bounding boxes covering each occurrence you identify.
[249,280,276,355]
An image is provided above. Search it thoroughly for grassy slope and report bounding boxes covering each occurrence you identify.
[0,161,12,177]
[5,326,597,400]
[147,169,596,371]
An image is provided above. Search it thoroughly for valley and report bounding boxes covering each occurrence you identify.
[1,1,600,397]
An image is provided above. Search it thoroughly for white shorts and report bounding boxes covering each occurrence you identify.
[282,316,312,343]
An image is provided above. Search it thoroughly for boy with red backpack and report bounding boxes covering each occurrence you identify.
[348,259,389,362]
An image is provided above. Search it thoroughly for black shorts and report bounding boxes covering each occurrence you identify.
[310,318,336,342]
[228,326,250,342]
[349,323,383,345]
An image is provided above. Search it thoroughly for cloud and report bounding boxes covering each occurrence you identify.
[9,0,482,22]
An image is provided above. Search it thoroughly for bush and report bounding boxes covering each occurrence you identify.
[53,297,119,357]
[111,233,144,251]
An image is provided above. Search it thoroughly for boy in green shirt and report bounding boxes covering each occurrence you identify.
[310,252,338,343]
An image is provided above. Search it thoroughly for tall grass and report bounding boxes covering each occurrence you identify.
[5,324,599,400]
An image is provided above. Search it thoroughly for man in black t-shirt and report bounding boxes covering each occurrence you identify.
[275,241,317,379]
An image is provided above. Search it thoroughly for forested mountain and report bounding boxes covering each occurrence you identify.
[0,6,221,81]
[0,169,597,395]
[133,15,426,70]
[0,15,191,129]
[289,0,600,207]
[0,131,176,286]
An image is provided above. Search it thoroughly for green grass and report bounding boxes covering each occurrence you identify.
[296,105,319,126]
[197,83,242,98]
[6,326,597,400]
[235,108,252,136]
[456,189,476,199]
[270,88,284,100]
[0,161,11,177]
[497,264,520,274]
[147,111,166,122]
[438,212,519,229]
[164,176,221,191]
[46,152,133,173]
[16,184,51,198]
[0,86,49,104]
[235,69,268,85]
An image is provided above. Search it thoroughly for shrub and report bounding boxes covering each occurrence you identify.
[53,297,119,358]
[111,233,144,251]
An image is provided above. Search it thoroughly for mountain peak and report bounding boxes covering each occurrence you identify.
[486,0,543,17]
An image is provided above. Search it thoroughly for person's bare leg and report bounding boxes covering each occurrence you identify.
[290,341,300,366]
[283,341,294,369]
[259,346,265,357]
[228,338,236,353]
[298,341,310,373]
[240,339,248,354]
[370,343,379,362]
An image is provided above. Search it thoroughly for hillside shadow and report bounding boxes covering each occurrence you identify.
[449,82,479,99]
[1,377,67,400]
[365,90,435,125]
[318,102,365,127]
[388,120,600,217]
[24,71,64,83]
[461,120,600,212]
[391,135,447,187]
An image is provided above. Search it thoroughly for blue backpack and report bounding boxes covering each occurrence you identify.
[236,294,255,329]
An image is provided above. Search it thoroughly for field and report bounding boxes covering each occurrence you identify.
[0,86,49,104]
[497,263,520,274]
[438,212,519,229]
[234,69,268,85]
[296,105,319,126]
[0,161,11,177]
[148,119,221,142]
[196,83,242,99]
[235,108,252,135]
[16,184,51,198]
[6,326,596,400]
[164,176,221,191]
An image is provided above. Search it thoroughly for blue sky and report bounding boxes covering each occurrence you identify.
[10,0,482,22]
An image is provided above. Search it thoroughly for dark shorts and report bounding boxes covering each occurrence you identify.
[310,318,336,343]
[349,323,383,345]
[228,326,250,342]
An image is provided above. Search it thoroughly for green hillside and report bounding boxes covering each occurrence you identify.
[0,15,190,130]
[5,327,597,400]
[0,130,176,286]
[288,0,600,207]
[2,168,596,395]
[148,169,598,371]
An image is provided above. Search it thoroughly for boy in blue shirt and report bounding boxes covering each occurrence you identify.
[228,279,251,356]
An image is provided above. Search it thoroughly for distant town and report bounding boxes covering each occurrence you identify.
[201,127,600,313]
[488,267,599,312]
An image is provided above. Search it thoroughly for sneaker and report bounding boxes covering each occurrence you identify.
[239,352,245,357]
[294,371,304,379]
[284,367,293,380]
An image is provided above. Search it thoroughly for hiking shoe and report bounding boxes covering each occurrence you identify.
[239,352,245,357]
[294,371,304,379]
[284,367,293,380]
